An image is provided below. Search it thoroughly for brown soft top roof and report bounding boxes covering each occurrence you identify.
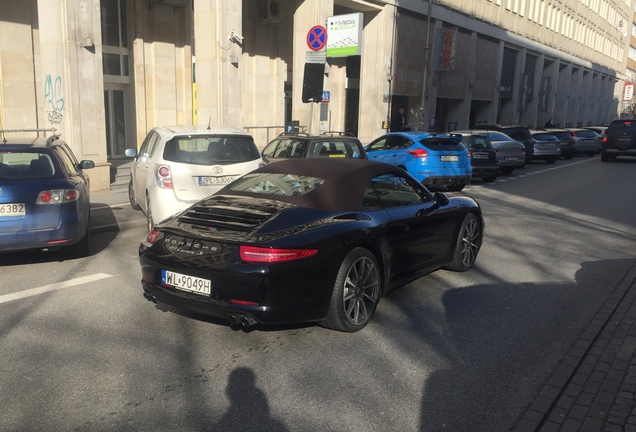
[218,158,408,212]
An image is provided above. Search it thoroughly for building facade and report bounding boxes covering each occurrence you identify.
[0,0,631,192]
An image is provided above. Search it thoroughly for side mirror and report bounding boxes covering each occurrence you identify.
[80,160,95,169]
[433,192,449,206]
[125,148,137,158]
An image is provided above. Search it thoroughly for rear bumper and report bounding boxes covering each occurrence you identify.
[470,165,500,177]
[603,148,636,156]
[0,222,87,252]
[421,174,472,188]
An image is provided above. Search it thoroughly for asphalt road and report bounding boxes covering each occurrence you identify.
[1,156,635,432]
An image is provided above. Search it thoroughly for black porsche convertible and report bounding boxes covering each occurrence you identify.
[137,158,483,332]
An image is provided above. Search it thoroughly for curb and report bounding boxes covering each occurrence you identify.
[512,260,636,431]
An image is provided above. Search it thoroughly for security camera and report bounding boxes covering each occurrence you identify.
[229,31,244,43]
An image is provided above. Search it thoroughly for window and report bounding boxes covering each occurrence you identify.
[163,136,260,165]
[100,0,129,78]
[369,174,431,209]
[366,137,390,152]
[56,146,80,176]
[228,173,324,196]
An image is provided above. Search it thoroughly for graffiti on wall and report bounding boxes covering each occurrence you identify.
[44,74,65,124]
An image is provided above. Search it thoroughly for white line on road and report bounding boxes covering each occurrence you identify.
[0,273,113,305]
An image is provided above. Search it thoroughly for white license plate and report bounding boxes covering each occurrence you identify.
[199,176,238,185]
[473,154,488,159]
[504,157,518,161]
[539,143,555,148]
[162,270,211,296]
[441,155,459,162]
[0,203,26,217]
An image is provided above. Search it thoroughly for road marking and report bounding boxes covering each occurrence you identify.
[474,157,598,185]
[0,273,113,305]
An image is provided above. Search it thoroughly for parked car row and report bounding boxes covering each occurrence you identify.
[1,118,626,333]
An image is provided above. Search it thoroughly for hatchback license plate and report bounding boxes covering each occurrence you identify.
[199,176,238,185]
[0,203,26,217]
[504,157,517,161]
[441,155,459,162]
[162,270,211,295]
[473,154,488,159]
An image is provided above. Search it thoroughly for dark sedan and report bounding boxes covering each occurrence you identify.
[137,159,484,332]
[453,131,500,183]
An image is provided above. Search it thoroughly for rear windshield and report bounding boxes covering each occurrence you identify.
[532,133,557,141]
[460,135,491,149]
[485,132,513,141]
[550,131,572,140]
[309,140,363,158]
[419,137,464,150]
[608,121,636,134]
[0,151,56,179]
[228,172,324,196]
[163,135,260,165]
[574,130,596,138]
[502,128,531,141]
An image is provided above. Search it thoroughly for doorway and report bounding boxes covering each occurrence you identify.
[104,87,127,158]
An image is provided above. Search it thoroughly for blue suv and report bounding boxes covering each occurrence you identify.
[365,131,472,191]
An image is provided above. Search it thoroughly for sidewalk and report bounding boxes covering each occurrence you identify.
[89,189,146,233]
[513,261,636,432]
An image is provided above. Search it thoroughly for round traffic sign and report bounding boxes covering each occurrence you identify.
[307,25,327,51]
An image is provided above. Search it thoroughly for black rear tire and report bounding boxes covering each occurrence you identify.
[444,213,482,272]
[321,248,381,332]
[481,175,497,183]
[129,178,141,210]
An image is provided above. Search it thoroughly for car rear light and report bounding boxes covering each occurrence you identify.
[625,121,631,125]
[407,148,429,158]
[239,245,318,263]
[155,165,173,189]
[230,299,259,306]
[466,150,471,158]
[36,189,80,204]
[146,229,161,244]
[602,136,608,143]
[570,130,577,136]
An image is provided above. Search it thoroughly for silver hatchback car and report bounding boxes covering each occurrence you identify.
[126,125,264,231]
[529,130,561,163]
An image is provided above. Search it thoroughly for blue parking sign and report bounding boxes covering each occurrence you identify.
[322,91,330,102]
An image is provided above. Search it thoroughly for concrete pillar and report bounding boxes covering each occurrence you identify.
[357,6,393,142]
[489,41,504,123]
[37,0,109,191]
[292,0,333,133]
[512,48,526,124]
[529,54,545,128]
[457,32,477,130]
[194,0,242,128]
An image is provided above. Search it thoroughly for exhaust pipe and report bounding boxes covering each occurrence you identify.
[227,313,239,326]
[227,313,257,327]
[143,292,157,303]
[240,315,257,327]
